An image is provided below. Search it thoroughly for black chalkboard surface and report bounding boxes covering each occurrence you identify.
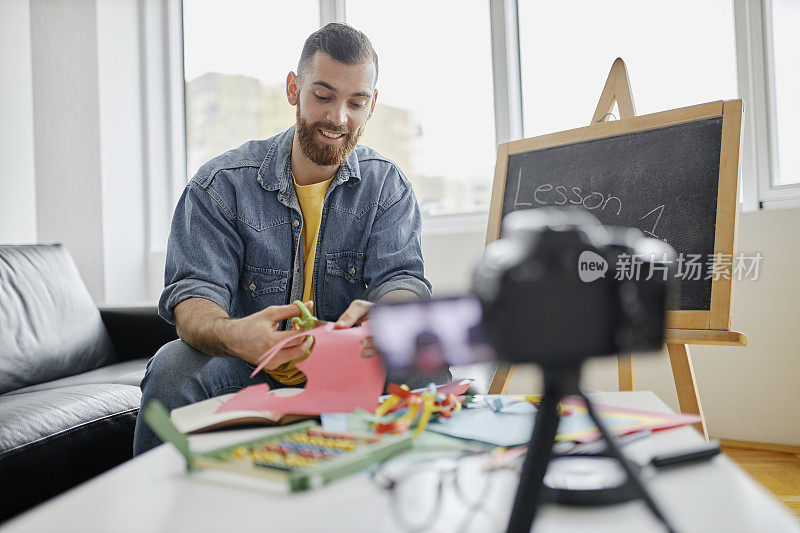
[487,100,743,330]
[502,117,722,311]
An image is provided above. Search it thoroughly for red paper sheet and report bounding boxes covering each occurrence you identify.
[216,323,385,415]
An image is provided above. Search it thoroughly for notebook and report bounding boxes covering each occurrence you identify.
[170,390,313,434]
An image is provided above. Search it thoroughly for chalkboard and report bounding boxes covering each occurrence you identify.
[487,100,743,330]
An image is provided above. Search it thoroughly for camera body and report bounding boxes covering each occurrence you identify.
[473,208,675,367]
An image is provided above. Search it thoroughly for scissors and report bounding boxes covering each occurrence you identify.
[290,300,331,330]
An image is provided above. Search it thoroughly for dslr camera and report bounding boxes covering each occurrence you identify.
[474,208,675,366]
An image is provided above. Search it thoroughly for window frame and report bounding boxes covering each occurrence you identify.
[143,0,186,299]
[734,0,800,210]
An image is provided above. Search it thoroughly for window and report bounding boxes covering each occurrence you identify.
[346,0,497,216]
[182,0,319,180]
[519,1,738,137]
[767,0,800,186]
[177,0,796,216]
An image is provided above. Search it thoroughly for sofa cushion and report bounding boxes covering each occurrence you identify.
[1,358,148,397]
[0,244,117,394]
[0,383,141,455]
[0,383,141,521]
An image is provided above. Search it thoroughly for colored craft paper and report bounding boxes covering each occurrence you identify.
[426,404,536,447]
[416,379,472,397]
[216,323,385,415]
[553,397,701,442]
[377,380,472,410]
[426,395,701,446]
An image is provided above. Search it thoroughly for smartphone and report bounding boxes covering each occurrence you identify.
[369,296,496,376]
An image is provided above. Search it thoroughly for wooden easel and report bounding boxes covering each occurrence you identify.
[488,58,747,439]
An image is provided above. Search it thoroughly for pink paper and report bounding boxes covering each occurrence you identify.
[216,323,385,415]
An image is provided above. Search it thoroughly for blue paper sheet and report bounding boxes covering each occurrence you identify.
[426,397,648,446]
[426,399,536,446]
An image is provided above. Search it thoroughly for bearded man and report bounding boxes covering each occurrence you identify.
[133,23,446,455]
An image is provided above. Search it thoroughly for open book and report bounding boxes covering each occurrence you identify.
[170,389,314,434]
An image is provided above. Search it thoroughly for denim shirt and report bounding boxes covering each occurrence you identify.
[159,126,432,325]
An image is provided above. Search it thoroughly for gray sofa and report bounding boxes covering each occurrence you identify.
[0,244,176,521]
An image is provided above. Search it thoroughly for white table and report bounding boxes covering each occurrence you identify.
[2,392,798,533]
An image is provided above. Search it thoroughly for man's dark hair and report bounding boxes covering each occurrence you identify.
[298,23,378,83]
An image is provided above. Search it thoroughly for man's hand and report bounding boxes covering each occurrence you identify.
[333,299,377,358]
[332,292,420,358]
[221,302,315,369]
[334,299,372,329]
[174,298,314,370]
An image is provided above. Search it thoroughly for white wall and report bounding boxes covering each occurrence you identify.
[689,207,800,443]
[0,0,37,244]
[30,0,106,302]
[423,229,486,297]
[3,0,169,305]
[423,206,800,445]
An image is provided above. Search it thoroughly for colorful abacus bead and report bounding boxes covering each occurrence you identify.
[231,446,249,460]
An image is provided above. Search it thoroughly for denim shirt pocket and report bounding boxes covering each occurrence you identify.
[325,251,365,283]
[242,264,289,296]
[321,251,366,320]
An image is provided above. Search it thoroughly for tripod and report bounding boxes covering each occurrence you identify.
[505,364,677,533]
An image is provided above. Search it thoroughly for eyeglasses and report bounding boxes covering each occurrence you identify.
[371,449,521,532]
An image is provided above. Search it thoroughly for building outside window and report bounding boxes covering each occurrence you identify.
[182,0,319,180]
[346,0,497,216]
[183,1,497,216]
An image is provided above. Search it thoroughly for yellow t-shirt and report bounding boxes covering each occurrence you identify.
[267,173,334,385]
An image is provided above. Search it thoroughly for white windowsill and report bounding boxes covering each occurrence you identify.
[422,211,490,236]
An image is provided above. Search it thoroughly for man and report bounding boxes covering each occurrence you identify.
[133,23,447,455]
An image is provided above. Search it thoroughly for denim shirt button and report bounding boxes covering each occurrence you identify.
[348,267,356,276]
[249,282,256,291]
[292,219,300,227]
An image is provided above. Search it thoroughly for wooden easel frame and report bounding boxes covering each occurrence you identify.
[486,58,747,438]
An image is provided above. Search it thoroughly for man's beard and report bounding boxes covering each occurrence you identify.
[295,104,362,167]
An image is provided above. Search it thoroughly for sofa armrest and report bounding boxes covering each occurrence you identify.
[99,306,178,362]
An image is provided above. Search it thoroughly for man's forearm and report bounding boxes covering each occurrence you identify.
[174,299,310,367]
[173,298,236,357]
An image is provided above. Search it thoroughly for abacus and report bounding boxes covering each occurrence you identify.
[193,420,412,491]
